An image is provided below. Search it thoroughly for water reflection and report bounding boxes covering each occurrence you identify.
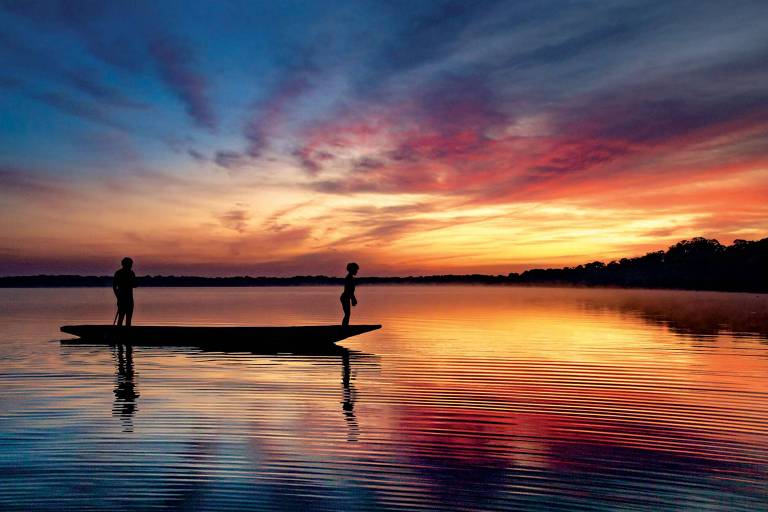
[574,289,768,339]
[3,287,768,511]
[113,344,139,432]
[341,349,358,442]
[216,344,366,443]
[75,341,371,441]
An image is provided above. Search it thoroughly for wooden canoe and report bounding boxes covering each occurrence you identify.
[60,324,381,347]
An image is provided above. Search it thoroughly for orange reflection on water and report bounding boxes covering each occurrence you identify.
[2,286,768,510]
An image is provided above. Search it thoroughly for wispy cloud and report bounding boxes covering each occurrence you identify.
[213,150,247,170]
[217,209,250,233]
[0,165,84,206]
[29,91,125,129]
[62,68,147,109]
[150,36,216,130]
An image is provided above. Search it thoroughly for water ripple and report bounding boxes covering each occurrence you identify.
[0,286,767,511]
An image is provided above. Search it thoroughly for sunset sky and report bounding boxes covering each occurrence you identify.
[1,0,767,276]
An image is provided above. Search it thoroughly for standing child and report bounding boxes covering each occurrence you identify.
[340,262,359,326]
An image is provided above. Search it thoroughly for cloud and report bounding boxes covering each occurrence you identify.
[226,225,313,257]
[1,0,148,71]
[0,165,82,205]
[30,91,125,129]
[291,146,335,176]
[243,76,313,158]
[219,34,337,168]
[217,209,250,233]
[213,150,246,170]
[187,149,207,163]
[0,167,60,198]
[295,29,768,205]
[0,29,145,122]
[73,130,141,163]
[2,1,767,275]
[150,36,216,130]
[62,68,147,109]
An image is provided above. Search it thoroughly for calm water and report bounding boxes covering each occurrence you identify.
[1,286,767,511]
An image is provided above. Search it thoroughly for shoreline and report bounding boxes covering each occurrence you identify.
[1,277,765,295]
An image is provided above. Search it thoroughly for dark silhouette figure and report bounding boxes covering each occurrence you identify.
[113,257,136,326]
[113,344,139,432]
[340,262,359,326]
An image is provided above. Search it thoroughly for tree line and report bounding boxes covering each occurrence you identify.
[507,237,767,292]
[1,237,765,293]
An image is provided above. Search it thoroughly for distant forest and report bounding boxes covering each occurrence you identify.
[1,237,766,293]
[508,237,767,292]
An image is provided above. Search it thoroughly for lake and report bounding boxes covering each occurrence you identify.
[1,286,767,511]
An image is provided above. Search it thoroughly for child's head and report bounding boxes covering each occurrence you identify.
[121,257,133,270]
[346,262,359,275]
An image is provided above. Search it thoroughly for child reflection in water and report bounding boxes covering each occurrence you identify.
[340,262,359,326]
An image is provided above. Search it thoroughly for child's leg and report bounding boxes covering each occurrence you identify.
[341,298,351,326]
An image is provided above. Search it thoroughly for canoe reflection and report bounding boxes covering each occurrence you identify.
[62,342,375,440]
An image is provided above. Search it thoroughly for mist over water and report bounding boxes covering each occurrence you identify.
[1,286,767,511]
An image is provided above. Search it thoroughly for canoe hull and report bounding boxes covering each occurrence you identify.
[60,324,381,347]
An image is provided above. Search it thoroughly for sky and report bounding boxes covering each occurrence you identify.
[1,0,767,276]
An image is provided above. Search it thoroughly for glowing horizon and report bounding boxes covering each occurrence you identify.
[1,1,767,276]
